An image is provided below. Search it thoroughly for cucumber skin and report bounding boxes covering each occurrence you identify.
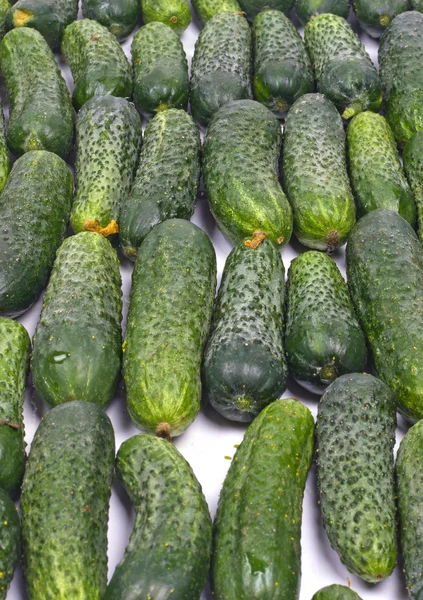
[403,130,423,242]
[317,374,397,582]
[295,0,350,24]
[352,0,410,38]
[0,151,73,318]
[203,99,293,246]
[124,219,217,437]
[141,0,191,34]
[212,398,314,600]
[0,489,19,599]
[21,401,115,600]
[312,585,363,600]
[82,0,139,40]
[191,0,240,25]
[0,99,9,193]
[0,28,74,158]
[32,232,122,409]
[0,0,10,41]
[104,434,212,600]
[238,0,294,21]
[119,109,200,260]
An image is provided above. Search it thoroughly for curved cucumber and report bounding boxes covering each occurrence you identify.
[191,0,240,25]
[238,0,294,21]
[295,0,350,24]
[81,0,139,39]
[0,489,20,600]
[312,585,363,600]
[403,130,423,242]
[353,0,410,38]
[141,0,191,34]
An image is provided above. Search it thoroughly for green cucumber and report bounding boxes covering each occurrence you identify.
[124,219,216,438]
[132,22,189,116]
[283,93,356,251]
[0,27,74,158]
[347,111,416,225]
[295,0,350,24]
[140,0,191,34]
[285,251,367,393]
[238,0,295,21]
[0,0,10,40]
[317,373,397,582]
[0,151,72,318]
[0,489,19,600]
[0,100,9,193]
[352,0,409,37]
[212,398,314,599]
[119,109,200,260]
[203,99,293,246]
[312,585,363,600]
[304,13,382,119]
[32,232,122,409]
[191,0,240,25]
[81,0,139,40]
[190,11,252,127]
[61,18,133,111]
[21,401,115,600]
[252,10,314,119]
[404,130,423,242]
[71,95,142,236]
[104,434,212,599]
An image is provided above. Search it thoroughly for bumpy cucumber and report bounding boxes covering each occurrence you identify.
[32,232,122,409]
[352,0,410,37]
[0,100,9,193]
[295,0,350,24]
[252,10,313,118]
[0,489,19,600]
[81,0,139,39]
[104,434,212,599]
[62,18,133,110]
[140,0,191,34]
[317,373,397,582]
[132,22,189,116]
[203,99,293,246]
[190,12,252,126]
[120,109,200,260]
[283,94,355,250]
[124,219,216,438]
[191,0,240,25]
[238,0,294,21]
[21,401,115,600]
[312,585,363,600]
[0,27,74,158]
[0,151,72,318]
[213,398,314,599]
[404,130,423,241]
[0,0,10,40]
[71,95,142,236]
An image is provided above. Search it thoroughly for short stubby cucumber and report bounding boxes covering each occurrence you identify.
[120,109,200,260]
[0,489,20,600]
[212,398,314,600]
[295,0,350,24]
[283,94,356,251]
[124,219,216,438]
[203,99,293,246]
[82,0,139,39]
[0,151,72,318]
[238,0,295,21]
[0,0,10,41]
[140,0,191,34]
[104,434,212,600]
[0,99,9,193]
[190,12,252,127]
[21,401,115,600]
[0,27,74,158]
[62,18,133,110]
[316,374,397,582]
[285,251,367,393]
[252,10,314,119]
[32,232,122,409]
[352,0,410,37]
[191,0,240,25]
[312,585,363,600]
[403,130,423,242]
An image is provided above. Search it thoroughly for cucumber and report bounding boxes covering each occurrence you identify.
[191,0,240,25]
[212,398,314,600]
[81,0,139,40]
[295,0,350,24]
[190,11,252,127]
[312,585,363,600]
[317,373,397,582]
[132,22,189,116]
[61,18,133,111]
[71,95,142,236]
[0,27,74,158]
[347,111,416,225]
[203,99,293,246]
[0,100,9,193]
[403,130,423,242]
[140,0,191,34]
[32,232,122,409]
[21,401,115,600]
[104,434,212,599]
[282,93,356,251]
[252,10,314,118]
[120,109,200,260]
[0,489,19,600]
[285,251,367,393]
[237,0,295,21]
[0,151,72,318]
[0,0,10,40]
[411,0,423,7]
[124,219,216,438]
[352,0,410,37]
[304,13,382,119]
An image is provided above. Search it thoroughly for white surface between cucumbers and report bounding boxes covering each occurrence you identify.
[9,3,410,599]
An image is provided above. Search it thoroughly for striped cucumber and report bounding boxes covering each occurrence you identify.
[81,0,139,39]
[191,0,240,25]
[312,586,363,600]
[238,0,295,21]
[295,0,350,24]
[140,0,191,34]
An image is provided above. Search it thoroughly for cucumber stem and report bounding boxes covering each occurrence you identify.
[326,230,340,253]
[319,364,337,384]
[83,219,119,237]
[244,230,267,249]
[156,422,172,442]
[342,102,363,120]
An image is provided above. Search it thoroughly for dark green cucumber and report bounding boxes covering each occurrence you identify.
[120,109,200,260]
[191,0,240,25]
[238,0,294,21]
[295,0,350,24]
[82,0,139,40]
[124,219,216,438]
[285,251,367,393]
[283,94,356,250]
[352,0,409,37]
[0,151,72,318]
[32,232,122,409]
[21,401,115,600]
[317,374,397,582]
[71,95,142,236]
[0,100,9,193]
[132,22,189,116]
[140,0,191,34]
[347,209,423,421]
[404,130,423,242]
[312,585,363,600]
[61,18,133,111]
[0,489,19,600]
[0,27,74,158]
[252,10,314,119]
[105,434,211,599]
[0,0,10,40]
[213,398,314,600]
[304,13,382,119]
[203,99,293,246]
[347,111,416,225]
[190,12,252,127]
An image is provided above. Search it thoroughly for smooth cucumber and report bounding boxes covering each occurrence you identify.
[312,585,363,600]
[81,0,139,39]
[0,489,20,600]
[403,130,423,242]
[140,0,191,34]
[191,0,240,25]
[352,0,410,37]
[238,0,295,21]
[295,0,350,24]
